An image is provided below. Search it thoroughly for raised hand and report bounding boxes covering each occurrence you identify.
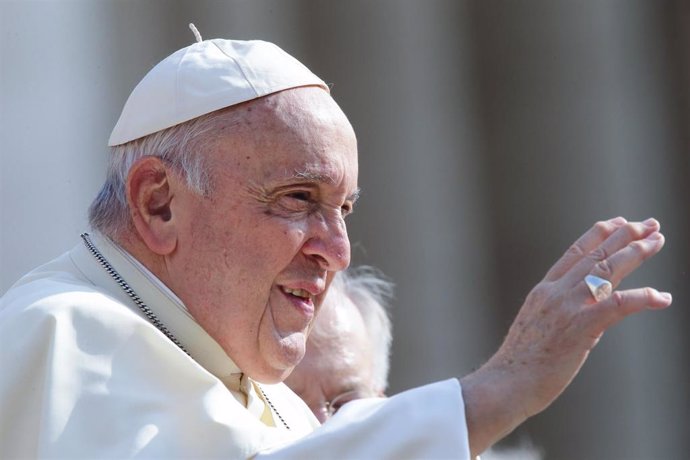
[461,217,672,457]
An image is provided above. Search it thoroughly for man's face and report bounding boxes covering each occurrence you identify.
[284,292,376,423]
[168,87,359,383]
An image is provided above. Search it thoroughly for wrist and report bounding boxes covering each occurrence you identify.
[460,358,532,456]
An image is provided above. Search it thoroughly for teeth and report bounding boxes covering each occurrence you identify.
[283,287,311,299]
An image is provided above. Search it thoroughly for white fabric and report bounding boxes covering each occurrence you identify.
[108,39,328,146]
[262,382,470,460]
[0,233,471,459]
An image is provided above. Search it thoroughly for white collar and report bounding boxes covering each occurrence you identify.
[71,232,244,387]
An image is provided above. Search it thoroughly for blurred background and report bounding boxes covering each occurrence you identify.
[1,1,688,458]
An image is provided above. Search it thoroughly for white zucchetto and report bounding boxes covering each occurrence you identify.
[109,36,328,146]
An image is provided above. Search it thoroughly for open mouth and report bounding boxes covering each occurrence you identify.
[279,285,316,316]
[281,286,312,300]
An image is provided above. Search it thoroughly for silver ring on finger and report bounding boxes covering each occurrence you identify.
[585,274,613,302]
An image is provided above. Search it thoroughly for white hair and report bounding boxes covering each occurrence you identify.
[316,266,395,393]
[481,441,544,460]
[88,106,242,237]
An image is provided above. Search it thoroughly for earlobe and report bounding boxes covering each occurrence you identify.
[126,157,178,255]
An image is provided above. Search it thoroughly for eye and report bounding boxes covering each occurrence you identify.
[330,397,351,413]
[327,389,361,415]
[274,190,316,214]
[286,190,312,202]
[341,202,354,218]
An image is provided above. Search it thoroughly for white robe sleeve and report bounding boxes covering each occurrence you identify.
[259,379,471,460]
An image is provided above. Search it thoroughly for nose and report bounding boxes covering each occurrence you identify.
[302,211,351,271]
[312,404,330,424]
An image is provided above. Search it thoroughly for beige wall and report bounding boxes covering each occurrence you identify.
[1,1,688,458]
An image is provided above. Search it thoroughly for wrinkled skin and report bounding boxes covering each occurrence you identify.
[175,89,359,384]
[461,217,671,456]
[126,87,359,384]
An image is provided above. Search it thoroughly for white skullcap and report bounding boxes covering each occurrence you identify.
[109,36,328,146]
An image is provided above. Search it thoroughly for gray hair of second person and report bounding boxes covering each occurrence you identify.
[309,266,395,393]
[88,107,241,237]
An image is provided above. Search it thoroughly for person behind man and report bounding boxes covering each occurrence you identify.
[286,267,544,459]
[285,266,394,422]
[0,27,673,459]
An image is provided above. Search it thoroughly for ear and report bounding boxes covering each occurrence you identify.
[126,157,178,255]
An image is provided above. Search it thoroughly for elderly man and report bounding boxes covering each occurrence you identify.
[285,266,394,422]
[0,29,672,459]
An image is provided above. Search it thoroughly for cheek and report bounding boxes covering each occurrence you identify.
[221,220,310,289]
[186,205,311,288]
[280,219,307,240]
[251,218,308,260]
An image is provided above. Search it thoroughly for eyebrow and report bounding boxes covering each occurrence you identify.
[348,188,361,204]
[293,170,335,183]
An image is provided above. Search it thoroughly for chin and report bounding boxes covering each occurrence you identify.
[250,364,298,385]
[277,331,308,362]
[250,330,306,383]
[249,349,305,385]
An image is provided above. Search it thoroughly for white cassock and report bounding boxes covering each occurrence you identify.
[0,232,471,459]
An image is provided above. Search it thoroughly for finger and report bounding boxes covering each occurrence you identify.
[564,219,661,286]
[584,287,672,333]
[544,217,628,282]
[590,232,665,286]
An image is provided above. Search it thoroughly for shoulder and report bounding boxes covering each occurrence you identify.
[0,256,223,457]
[0,254,170,375]
[2,252,146,334]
